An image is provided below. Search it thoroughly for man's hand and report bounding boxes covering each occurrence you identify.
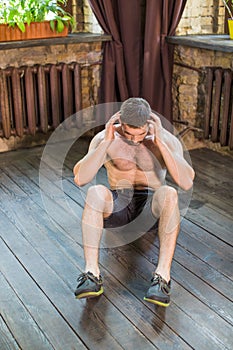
[147,112,163,140]
[105,111,121,141]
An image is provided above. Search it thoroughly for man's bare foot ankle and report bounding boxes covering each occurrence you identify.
[85,268,100,278]
[154,271,170,283]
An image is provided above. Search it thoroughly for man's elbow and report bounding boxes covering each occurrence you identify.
[73,164,83,186]
[74,174,86,187]
[190,168,195,183]
[182,180,193,191]
[182,171,195,191]
[74,175,81,187]
[73,162,80,177]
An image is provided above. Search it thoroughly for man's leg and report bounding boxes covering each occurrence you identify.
[143,185,179,306]
[151,185,180,283]
[82,184,113,277]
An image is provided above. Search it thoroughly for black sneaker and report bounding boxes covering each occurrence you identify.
[144,273,171,307]
[74,271,104,299]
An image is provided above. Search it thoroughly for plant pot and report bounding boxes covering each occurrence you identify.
[228,19,233,40]
[0,21,68,42]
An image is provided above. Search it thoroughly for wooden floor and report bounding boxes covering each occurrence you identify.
[0,139,232,350]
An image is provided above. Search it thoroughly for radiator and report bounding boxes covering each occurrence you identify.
[204,67,233,149]
[0,62,100,138]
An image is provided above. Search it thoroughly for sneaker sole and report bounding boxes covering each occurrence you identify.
[75,286,104,300]
[143,297,170,307]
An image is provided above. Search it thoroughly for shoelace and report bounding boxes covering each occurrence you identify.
[151,274,171,295]
[77,272,102,287]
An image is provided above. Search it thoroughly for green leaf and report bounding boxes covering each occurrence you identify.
[56,18,64,33]
[17,21,26,32]
[50,20,55,32]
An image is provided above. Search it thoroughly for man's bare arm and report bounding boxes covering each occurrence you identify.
[149,113,195,191]
[73,134,111,186]
[73,112,121,186]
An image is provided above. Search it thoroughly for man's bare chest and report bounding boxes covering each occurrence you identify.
[107,139,164,172]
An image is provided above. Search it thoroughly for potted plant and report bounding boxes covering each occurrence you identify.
[0,0,74,42]
[222,0,233,39]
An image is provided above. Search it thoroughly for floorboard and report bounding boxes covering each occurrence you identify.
[0,311,20,350]
[0,141,232,350]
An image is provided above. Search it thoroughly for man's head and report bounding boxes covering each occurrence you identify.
[119,98,151,145]
[120,97,151,128]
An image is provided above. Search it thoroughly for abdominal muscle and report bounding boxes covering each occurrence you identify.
[105,161,166,190]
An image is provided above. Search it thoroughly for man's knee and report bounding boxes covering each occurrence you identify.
[163,185,178,201]
[86,184,108,198]
[152,185,178,212]
[85,185,112,212]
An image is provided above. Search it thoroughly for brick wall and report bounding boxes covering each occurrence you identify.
[177,0,225,35]
[74,0,102,33]
[83,0,102,33]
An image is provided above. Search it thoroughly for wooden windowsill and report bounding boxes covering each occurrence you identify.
[166,34,233,53]
[0,32,112,51]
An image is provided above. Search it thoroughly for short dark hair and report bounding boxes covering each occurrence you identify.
[120,97,151,127]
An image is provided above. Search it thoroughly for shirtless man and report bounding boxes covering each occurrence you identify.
[73,97,195,307]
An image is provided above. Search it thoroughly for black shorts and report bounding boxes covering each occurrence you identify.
[103,188,158,233]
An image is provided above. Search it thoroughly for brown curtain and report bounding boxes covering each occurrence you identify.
[88,0,186,123]
[142,0,187,123]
